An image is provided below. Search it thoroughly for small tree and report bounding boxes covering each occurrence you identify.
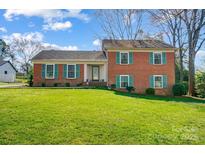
[195,71,205,98]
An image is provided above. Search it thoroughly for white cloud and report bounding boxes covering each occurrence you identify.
[43,21,72,31]
[42,43,78,50]
[93,39,101,46]
[4,9,89,22]
[0,27,7,33]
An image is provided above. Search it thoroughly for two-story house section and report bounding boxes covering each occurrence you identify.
[32,39,175,95]
[102,39,175,95]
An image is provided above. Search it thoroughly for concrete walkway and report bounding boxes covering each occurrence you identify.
[0,83,26,88]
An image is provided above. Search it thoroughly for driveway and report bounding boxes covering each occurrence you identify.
[0,83,26,88]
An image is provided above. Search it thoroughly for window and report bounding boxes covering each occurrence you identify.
[120,52,129,64]
[46,64,54,79]
[153,52,162,64]
[67,65,76,78]
[120,75,129,88]
[154,75,163,88]
[4,71,7,74]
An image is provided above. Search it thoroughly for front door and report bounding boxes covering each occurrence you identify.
[92,66,99,81]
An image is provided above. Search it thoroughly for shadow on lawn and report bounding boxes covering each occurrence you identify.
[113,90,205,104]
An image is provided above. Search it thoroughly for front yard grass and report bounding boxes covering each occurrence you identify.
[0,89,205,144]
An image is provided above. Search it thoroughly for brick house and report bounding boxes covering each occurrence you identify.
[32,39,175,95]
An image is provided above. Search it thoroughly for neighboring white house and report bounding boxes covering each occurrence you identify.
[0,57,17,82]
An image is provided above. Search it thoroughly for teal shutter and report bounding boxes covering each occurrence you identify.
[162,52,167,64]
[149,52,153,64]
[76,64,80,78]
[163,75,168,88]
[63,64,67,78]
[41,64,45,79]
[129,75,134,87]
[116,52,120,64]
[149,75,154,88]
[55,64,58,79]
[116,75,120,88]
[129,52,133,64]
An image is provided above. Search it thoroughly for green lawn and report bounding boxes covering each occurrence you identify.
[0,89,205,144]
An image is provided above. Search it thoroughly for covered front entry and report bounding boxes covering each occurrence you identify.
[92,65,100,81]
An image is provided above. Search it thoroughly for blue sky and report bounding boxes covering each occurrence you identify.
[0,9,204,69]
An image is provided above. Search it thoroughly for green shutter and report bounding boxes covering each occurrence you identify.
[163,75,168,88]
[41,64,45,79]
[116,75,120,88]
[116,52,120,64]
[63,64,67,78]
[129,52,133,64]
[149,52,153,64]
[129,75,134,87]
[55,64,58,79]
[162,52,167,64]
[149,75,154,88]
[76,64,80,78]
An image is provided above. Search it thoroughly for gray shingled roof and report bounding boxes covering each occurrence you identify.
[102,39,175,50]
[32,50,107,61]
[0,57,7,66]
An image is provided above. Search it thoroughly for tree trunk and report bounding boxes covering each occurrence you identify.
[188,50,196,96]
[179,49,184,83]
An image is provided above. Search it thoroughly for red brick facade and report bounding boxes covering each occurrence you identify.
[107,51,175,95]
[33,64,84,86]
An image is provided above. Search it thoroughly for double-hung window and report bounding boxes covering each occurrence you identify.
[154,75,163,88]
[67,64,76,78]
[46,64,54,79]
[153,52,162,64]
[120,75,129,88]
[120,52,129,64]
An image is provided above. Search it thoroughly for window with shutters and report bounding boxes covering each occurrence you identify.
[153,52,162,64]
[67,64,76,78]
[120,52,129,64]
[154,75,163,88]
[120,75,129,88]
[46,64,54,79]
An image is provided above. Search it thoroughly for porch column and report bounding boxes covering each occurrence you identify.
[84,64,87,82]
[103,63,108,82]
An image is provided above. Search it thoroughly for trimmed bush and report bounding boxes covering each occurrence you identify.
[65,83,70,87]
[54,83,59,87]
[145,88,155,95]
[111,84,116,89]
[172,83,186,96]
[41,83,46,87]
[126,86,135,93]
[28,74,33,87]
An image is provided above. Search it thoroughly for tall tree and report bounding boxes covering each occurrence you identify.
[180,9,205,96]
[150,9,188,83]
[95,9,143,40]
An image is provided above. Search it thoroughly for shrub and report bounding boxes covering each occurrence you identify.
[145,88,155,95]
[41,83,46,87]
[54,83,59,87]
[77,83,83,87]
[172,83,185,96]
[196,71,205,98]
[182,81,188,95]
[27,74,33,87]
[95,86,108,89]
[126,86,135,93]
[65,83,70,87]
[111,84,116,89]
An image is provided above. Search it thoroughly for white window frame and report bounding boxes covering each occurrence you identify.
[153,52,162,65]
[45,64,55,79]
[67,64,76,79]
[153,75,163,89]
[120,75,129,88]
[120,52,129,65]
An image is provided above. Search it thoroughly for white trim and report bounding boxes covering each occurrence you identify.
[120,75,129,88]
[153,75,163,89]
[45,64,55,79]
[153,52,163,65]
[67,64,76,79]
[120,51,129,65]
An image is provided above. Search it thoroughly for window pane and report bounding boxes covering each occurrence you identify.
[68,65,75,78]
[155,76,162,88]
[121,76,128,88]
[121,53,128,64]
[46,65,54,78]
[154,53,162,64]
